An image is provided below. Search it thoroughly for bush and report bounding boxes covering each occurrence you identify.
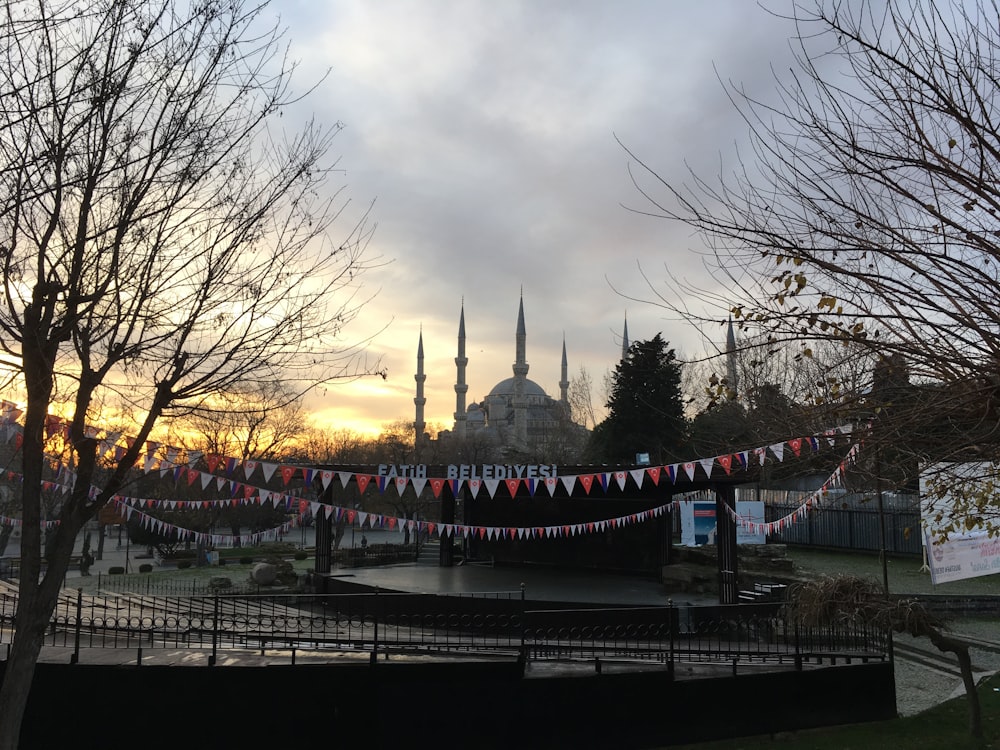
[138,563,153,573]
[293,551,307,561]
[164,549,197,560]
[218,558,226,566]
[177,560,192,570]
[108,566,125,575]
[239,556,254,565]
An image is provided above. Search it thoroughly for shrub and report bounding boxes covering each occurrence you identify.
[239,556,254,565]
[108,566,125,575]
[218,558,226,567]
[138,563,153,573]
[293,551,307,561]
[177,559,192,570]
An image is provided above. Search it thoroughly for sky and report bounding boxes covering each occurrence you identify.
[267,0,803,436]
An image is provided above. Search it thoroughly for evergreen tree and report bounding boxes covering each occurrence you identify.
[587,334,686,463]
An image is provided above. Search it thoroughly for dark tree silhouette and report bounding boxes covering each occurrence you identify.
[587,334,686,463]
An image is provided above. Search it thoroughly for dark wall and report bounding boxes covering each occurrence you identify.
[8,659,894,749]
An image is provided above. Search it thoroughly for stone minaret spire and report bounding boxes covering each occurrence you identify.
[414,327,426,452]
[512,292,529,446]
[559,335,569,405]
[726,316,739,398]
[622,313,630,360]
[454,302,469,440]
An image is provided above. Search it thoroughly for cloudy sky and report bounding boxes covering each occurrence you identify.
[268,1,802,436]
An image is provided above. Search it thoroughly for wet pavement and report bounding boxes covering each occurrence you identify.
[322,560,715,607]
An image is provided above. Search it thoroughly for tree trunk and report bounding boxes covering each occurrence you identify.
[928,630,983,738]
[0,522,80,750]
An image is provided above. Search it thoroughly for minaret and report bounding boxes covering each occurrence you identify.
[559,335,569,405]
[725,316,739,398]
[512,293,529,446]
[622,313,630,360]
[414,328,426,452]
[454,303,469,440]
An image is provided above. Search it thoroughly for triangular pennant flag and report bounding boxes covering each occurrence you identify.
[628,469,644,489]
[504,478,521,497]
[770,443,785,462]
[467,479,482,497]
[429,478,446,498]
[280,465,296,485]
[788,438,803,457]
[394,477,409,494]
[243,460,258,479]
[615,471,624,490]
[754,446,767,465]
[543,477,559,496]
[320,470,334,490]
[261,462,278,482]
[483,479,501,498]
[699,458,715,479]
[645,466,661,486]
[578,475,594,494]
[560,475,577,495]
[718,455,733,475]
[410,478,427,496]
[355,474,372,495]
[682,462,696,481]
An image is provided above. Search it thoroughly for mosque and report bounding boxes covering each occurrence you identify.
[413,295,590,459]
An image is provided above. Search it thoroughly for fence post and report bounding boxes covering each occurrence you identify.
[518,583,527,673]
[71,588,83,664]
[794,620,802,671]
[370,587,378,665]
[667,599,674,681]
[209,595,219,666]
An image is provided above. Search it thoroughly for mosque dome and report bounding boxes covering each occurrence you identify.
[487,377,549,399]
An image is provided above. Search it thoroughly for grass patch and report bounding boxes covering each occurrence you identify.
[675,673,1000,749]
[783,547,1000,597]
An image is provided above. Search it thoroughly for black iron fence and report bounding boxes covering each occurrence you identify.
[0,586,889,671]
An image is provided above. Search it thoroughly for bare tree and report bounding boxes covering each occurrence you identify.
[297,426,374,464]
[0,1,381,743]
[622,0,1000,527]
[568,365,602,429]
[178,382,309,462]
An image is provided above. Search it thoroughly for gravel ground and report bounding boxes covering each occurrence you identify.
[894,620,1000,716]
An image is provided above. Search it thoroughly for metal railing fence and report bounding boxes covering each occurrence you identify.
[0,586,889,671]
[765,502,921,554]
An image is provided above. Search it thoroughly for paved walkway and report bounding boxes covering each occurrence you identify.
[43,528,715,607]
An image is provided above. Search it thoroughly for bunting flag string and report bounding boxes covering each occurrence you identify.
[1,407,855,497]
[722,439,862,537]
[0,417,859,534]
